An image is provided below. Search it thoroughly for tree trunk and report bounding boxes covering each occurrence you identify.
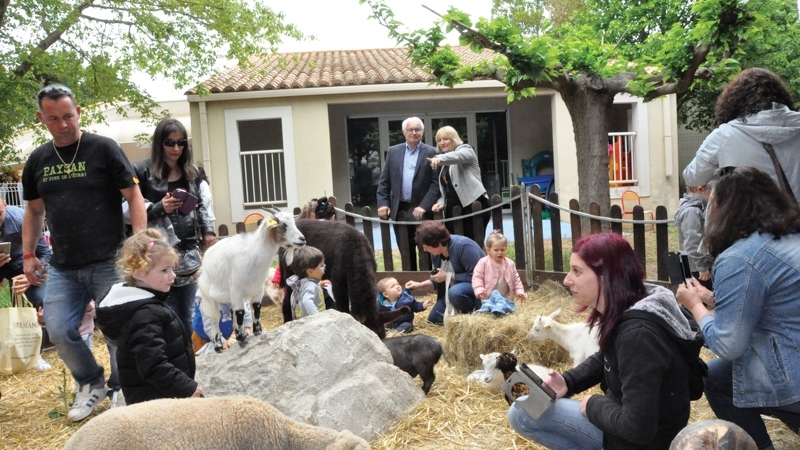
[559,84,615,220]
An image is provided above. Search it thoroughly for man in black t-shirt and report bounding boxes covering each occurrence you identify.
[21,84,146,422]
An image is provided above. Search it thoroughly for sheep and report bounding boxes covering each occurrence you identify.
[61,395,370,450]
[526,308,600,367]
[198,207,306,352]
[280,219,408,339]
[383,334,450,394]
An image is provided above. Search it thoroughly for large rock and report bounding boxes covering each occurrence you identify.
[195,310,425,441]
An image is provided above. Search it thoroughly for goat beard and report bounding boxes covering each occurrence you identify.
[283,247,295,266]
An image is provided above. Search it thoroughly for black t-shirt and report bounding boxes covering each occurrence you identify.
[22,132,138,269]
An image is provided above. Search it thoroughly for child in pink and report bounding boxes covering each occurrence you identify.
[472,231,526,301]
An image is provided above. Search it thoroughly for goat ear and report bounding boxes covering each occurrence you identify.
[549,308,562,318]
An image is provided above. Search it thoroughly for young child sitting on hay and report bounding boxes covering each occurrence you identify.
[377,276,434,333]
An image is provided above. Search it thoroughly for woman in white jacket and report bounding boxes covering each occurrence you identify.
[428,126,490,246]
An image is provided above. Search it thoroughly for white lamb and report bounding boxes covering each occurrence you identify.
[526,308,600,367]
[198,207,305,351]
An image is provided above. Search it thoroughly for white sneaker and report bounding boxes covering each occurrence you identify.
[35,355,51,371]
[68,384,106,422]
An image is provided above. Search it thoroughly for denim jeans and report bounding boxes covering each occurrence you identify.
[704,358,800,449]
[44,260,121,388]
[427,282,480,325]
[167,282,197,336]
[508,397,603,450]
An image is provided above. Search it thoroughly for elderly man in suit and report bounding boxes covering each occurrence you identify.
[376,117,439,271]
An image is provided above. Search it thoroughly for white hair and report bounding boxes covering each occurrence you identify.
[402,117,424,132]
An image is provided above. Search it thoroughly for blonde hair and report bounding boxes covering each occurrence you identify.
[485,231,508,250]
[118,229,177,283]
[435,126,463,150]
[300,199,318,219]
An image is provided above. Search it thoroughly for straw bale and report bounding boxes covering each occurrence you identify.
[442,280,579,373]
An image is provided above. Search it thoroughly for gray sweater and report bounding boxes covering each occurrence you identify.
[683,103,800,204]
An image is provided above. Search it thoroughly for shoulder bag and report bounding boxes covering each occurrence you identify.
[763,143,798,205]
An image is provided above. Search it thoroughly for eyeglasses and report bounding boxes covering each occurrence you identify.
[405,128,423,133]
[37,84,73,100]
[318,263,326,271]
[163,138,188,148]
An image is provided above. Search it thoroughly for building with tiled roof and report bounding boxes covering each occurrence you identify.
[185,46,680,227]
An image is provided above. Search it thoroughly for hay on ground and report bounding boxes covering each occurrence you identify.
[2,286,799,450]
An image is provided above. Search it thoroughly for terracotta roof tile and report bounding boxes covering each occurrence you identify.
[191,46,497,94]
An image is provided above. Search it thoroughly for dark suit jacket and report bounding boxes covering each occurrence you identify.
[376,142,439,220]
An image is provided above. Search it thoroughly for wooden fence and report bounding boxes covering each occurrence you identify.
[219,185,676,289]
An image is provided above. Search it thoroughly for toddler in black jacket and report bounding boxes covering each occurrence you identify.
[97,229,202,405]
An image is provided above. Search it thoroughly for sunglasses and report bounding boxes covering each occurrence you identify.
[37,84,73,100]
[163,138,188,148]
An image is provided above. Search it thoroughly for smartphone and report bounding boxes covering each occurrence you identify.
[519,363,557,400]
[664,252,693,286]
[0,242,10,254]
[172,189,199,215]
[431,268,440,275]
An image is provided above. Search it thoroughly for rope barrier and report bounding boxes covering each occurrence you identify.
[523,191,675,225]
[334,194,523,225]
[333,190,675,226]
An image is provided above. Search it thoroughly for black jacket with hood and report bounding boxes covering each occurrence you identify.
[96,283,197,405]
[562,284,702,450]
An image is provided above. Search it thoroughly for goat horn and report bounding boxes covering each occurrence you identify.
[261,206,280,215]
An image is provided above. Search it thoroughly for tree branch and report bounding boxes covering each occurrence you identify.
[643,44,711,100]
[80,13,135,26]
[13,1,94,79]
[0,0,10,31]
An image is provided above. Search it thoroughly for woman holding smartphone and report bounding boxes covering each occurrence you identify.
[133,118,216,332]
[508,233,700,450]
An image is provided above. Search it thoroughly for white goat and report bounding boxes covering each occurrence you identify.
[198,208,305,351]
[467,351,549,391]
[526,308,599,367]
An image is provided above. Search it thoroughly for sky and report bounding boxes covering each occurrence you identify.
[133,0,493,100]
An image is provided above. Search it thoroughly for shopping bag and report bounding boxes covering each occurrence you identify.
[0,284,43,375]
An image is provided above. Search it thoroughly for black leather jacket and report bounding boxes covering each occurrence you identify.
[133,160,214,247]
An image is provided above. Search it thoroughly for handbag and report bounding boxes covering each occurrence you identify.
[0,281,43,375]
[174,247,202,277]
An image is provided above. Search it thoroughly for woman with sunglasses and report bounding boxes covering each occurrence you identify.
[677,166,800,450]
[133,118,216,333]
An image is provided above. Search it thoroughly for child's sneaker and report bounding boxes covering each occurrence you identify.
[396,322,414,333]
[68,384,106,422]
[108,389,125,409]
[35,355,51,371]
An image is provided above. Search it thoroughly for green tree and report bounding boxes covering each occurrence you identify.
[0,0,303,163]
[678,0,800,131]
[361,0,759,215]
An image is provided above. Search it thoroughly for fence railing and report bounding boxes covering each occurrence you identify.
[218,185,677,287]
